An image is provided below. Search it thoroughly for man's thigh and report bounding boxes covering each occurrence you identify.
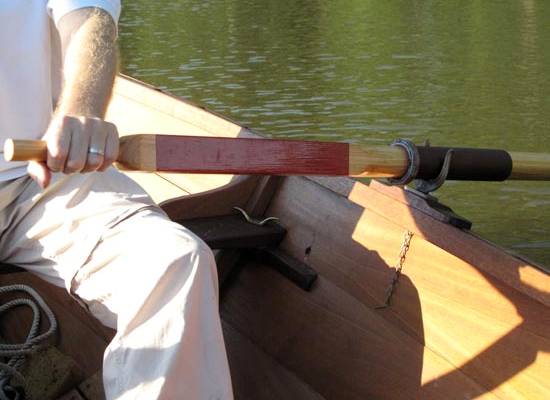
[0,168,155,288]
[70,207,217,330]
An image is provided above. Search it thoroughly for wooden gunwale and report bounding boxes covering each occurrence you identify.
[114,74,258,139]
[107,75,267,217]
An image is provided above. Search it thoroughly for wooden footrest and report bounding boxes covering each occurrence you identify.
[252,248,318,291]
[180,214,318,291]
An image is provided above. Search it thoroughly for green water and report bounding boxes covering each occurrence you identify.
[119,0,550,269]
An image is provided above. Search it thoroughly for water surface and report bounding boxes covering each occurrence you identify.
[119,0,550,269]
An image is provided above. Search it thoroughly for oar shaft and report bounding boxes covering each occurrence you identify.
[348,144,408,177]
[3,136,409,177]
[3,139,47,162]
[509,152,550,180]
[4,136,550,181]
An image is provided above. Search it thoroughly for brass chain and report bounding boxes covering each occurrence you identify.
[376,230,414,309]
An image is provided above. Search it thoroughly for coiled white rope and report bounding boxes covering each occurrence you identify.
[0,285,57,400]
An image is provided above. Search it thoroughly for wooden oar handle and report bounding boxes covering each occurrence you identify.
[4,139,48,162]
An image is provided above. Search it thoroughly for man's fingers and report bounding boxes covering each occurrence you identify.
[65,116,91,173]
[46,115,73,172]
[27,161,51,189]
[82,118,108,172]
[99,123,119,171]
[42,115,118,175]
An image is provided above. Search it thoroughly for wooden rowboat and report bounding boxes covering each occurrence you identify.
[1,75,549,399]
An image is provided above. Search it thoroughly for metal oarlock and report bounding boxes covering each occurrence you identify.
[387,139,453,195]
[414,148,454,194]
[387,139,420,186]
[384,139,471,230]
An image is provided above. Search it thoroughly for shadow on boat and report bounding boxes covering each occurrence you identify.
[420,265,550,398]
[216,176,427,399]
[217,175,549,399]
[368,181,550,399]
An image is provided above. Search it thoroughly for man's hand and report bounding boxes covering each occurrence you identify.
[29,7,119,188]
[28,115,119,188]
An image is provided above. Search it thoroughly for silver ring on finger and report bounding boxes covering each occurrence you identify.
[88,147,105,156]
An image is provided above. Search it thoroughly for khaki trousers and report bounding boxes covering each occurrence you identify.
[0,169,233,399]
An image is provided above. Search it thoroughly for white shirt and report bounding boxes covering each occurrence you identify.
[0,0,120,180]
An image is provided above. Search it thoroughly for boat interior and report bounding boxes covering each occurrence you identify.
[0,76,549,400]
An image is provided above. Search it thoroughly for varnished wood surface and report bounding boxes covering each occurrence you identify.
[159,175,260,220]
[121,170,190,204]
[510,151,550,180]
[365,180,550,306]
[106,75,258,204]
[348,144,408,177]
[218,176,549,399]
[3,139,47,162]
[117,134,156,171]
[222,321,325,400]
[223,264,502,399]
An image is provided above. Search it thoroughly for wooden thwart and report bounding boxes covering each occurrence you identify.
[179,214,286,249]
[179,214,318,291]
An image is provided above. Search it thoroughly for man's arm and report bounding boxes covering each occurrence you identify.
[29,7,119,188]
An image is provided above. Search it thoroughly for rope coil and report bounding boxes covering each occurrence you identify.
[0,285,57,400]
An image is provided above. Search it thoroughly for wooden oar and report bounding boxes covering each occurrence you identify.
[4,134,550,180]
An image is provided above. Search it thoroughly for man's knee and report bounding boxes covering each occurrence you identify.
[156,227,218,289]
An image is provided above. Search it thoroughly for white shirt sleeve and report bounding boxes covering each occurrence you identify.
[47,0,121,27]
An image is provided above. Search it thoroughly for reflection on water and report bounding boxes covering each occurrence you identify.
[119,0,550,269]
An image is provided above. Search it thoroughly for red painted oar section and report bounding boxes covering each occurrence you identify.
[155,135,349,175]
